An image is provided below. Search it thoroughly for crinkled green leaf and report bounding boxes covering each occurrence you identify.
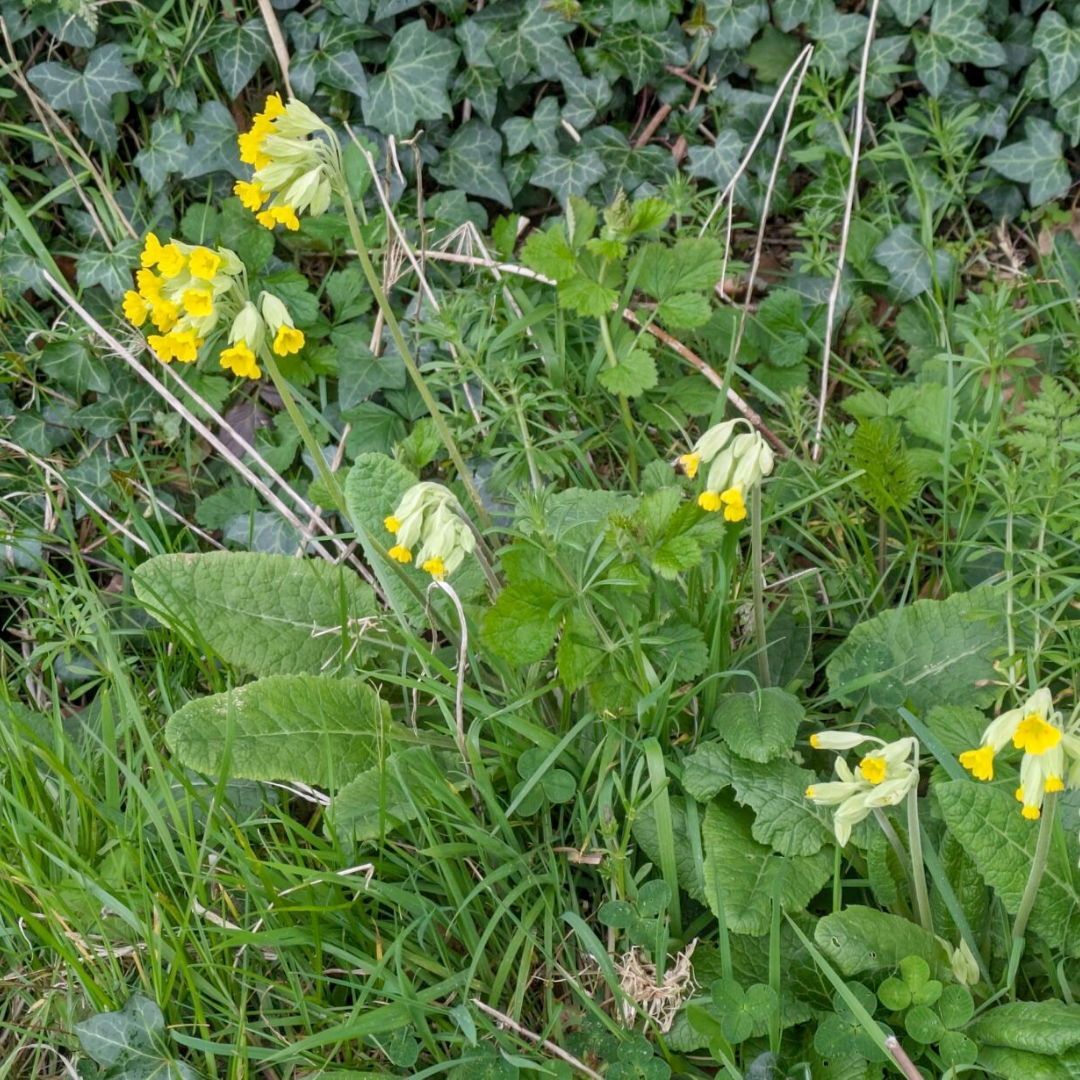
[814,906,949,975]
[936,780,1080,955]
[134,552,378,677]
[702,799,831,935]
[165,674,391,785]
[363,21,459,137]
[969,1002,1080,1056]
[826,586,1005,712]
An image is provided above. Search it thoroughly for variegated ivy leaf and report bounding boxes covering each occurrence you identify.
[430,122,511,207]
[133,118,187,190]
[320,49,367,97]
[27,45,141,152]
[530,149,606,206]
[983,117,1071,206]
[216,18,271,98]
[882,0,932,27]
[182,101,243,179]
[772,0,816,32]
[76,240,140,300]
[362,20,459,137]
[686,130,744,187]
[562,73,613,130]
[707,0,769,50]
[1057,83,1080,143]
[503,97,561,156]
[873,224,943,301]
[598,27,666,92]
[453,66,500,124]
[809,4,867,77]
[913,30,950,97]
[1033,10,1080,104]
[485,1,581,87]
[930,0,1006,69]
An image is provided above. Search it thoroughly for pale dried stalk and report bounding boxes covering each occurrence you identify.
[811,0,881,462]
[254,0,292,97]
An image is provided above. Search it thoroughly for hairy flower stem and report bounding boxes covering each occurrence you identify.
[341,195,491,531]
[750,485,770,687]
[906,760,933,934]
[598,315,638,485]
[264,355,347,514]
[1007,792,1057,990]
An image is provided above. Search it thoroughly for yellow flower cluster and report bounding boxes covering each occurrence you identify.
[123,234,244,366]
[123,232,306,381]
[383,483,476,580]
[234,93,335,233]
[676,419,774,522]
[959,687,1080,820]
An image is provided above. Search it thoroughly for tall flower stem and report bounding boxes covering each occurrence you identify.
[750,485,770,687]
[598,315,638,485]
[264,354,347,515]
[1007,792,1057,990]
[906,749,932,934]
[340,194,491,531]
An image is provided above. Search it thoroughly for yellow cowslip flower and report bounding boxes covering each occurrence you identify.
[388,544,412,564]
[698,491,722,512]
[122,290,148,326]
[273,325,305,356]
[719,486,746,522]
[384,483,476,581]
[141,232,165,269]
[685,421,773,521]
[960,686,1080,820]
[219,341,261,380]
[256,205,301,232]
[167,330,201,363]
[188,247,223,281]
[156,243,186,279]
[150,300,179,332]
[421,556,446,579]
[182,288,214,318]
[676,452,700,478]
[146,334,174,361]
[384,515,402,534]
[136,269,163,302]
[234,180,267,211]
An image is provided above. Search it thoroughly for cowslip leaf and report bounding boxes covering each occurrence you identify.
[814,906,949,975]
[968,1002,1080,1056]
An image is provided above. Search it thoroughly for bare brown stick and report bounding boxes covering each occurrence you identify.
[471,999,603,1080]
[633,102,672,149]
[811,0,881,462]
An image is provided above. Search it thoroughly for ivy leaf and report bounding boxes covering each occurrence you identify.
[133,552,378,677]
[334,331,405,409]
[873,224,941,301]
[453,66,499,124]
[74,995,166,1068]
[37,340,111,395]
[320,49,367,98]
[530,149,607,205]
[27,45,141,151]
[883,0,932,27]
[983,118,1072,206]
[216,18,271,97]
[1033,10,1080,103]
[913,31,951,97]
[827,586,1005,713]
[182,101,243,179]
[930,0,1006,68]
[134,118,188,189]
[598,27,665,92]
[598,349,658,398]
[430,122,511,207]
[562,73,613,129]
[503,96,562,155]
[702,800,832,936]
[936,781,1080,955]
[808,3,867,77]
[486,1,579,87]
[685,131,744,187]
[708,0,769,49]
[165,674,392,786]
[362,21,460,137]
[77,240,140,299]
[772,0,816,31]
[815,907,948,975]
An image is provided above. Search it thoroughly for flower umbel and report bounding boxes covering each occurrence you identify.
[679,420,774,521]
[382,483,477,579]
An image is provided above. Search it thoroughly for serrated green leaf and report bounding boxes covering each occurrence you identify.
[134,118,187,189]
[558,274,618,317]
[482,583,562,664]
[656,292,712,329]
[165,674,391,785]
[182,101,243,179]
[430,122,511,207]
[598,349,657,397]
[530,149,606,205]
[936,780,1080,955]
[636,237,724,300]
[703,799,831,935]
[983,117,1072,206]
[216,18,270,98]
[27,45,140,152]
[826,586,1005,713]
[363,21,459,137]
[133,552,378,677]
[814,906,949,975]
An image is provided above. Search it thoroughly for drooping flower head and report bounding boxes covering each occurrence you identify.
[960,687,1079,820]
[234,94,337,232]
[805,732,919,846]
[676,420,774,522]
[383,483,476,579]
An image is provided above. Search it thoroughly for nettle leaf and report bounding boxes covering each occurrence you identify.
[930,0,1006,68]
[873,224,946,301]
[598,349,658,398]
[703,799,832,935]
[183,101,243,179]
[27,45,140,152]
[133,553,378,677]
[363,20,460,137]
[1033,10,1080,103]
[166,674,392,785]
[430,122,511,207]
[217,18,271,98]
[530,149,607,205]
[685,130,744,187]
[826,586,1005,713]
[983,117,1072,206]
[967,1002,1080,1057]
[936,781,1080,955]
[598,27,665,92]
[708,0,769,49]
[815,907,948,975]
[134,118,188,190]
